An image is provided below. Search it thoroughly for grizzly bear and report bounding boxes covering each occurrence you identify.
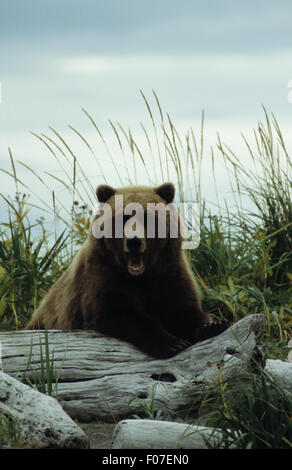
[26,182,228,358]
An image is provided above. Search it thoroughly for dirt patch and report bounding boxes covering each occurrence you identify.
[79,422,116,449]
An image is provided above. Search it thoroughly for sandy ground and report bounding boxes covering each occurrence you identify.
[80,422,116,449]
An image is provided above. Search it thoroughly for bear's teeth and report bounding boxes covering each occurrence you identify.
[129,264,143,270]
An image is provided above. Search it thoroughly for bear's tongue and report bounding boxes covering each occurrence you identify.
[128,253,144,276]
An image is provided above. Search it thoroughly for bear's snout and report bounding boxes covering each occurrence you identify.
[126,236,142,252]
[125,236,146,276]
[124,236,145,276]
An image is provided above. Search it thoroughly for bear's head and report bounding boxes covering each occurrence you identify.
[92,183,181,277]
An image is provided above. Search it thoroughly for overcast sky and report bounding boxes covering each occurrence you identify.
[1,0,292,223]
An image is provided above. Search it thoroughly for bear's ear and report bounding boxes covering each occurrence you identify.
[156,182,175,203]
[96,185,115,202]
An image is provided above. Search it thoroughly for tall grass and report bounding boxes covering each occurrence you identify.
[200,366,292,449]
[0,414,22,448]
[216,107,292,286]
[0,195,68,330]
[22,325,67,397]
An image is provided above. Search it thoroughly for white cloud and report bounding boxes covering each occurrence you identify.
[57,51,292,80]
[60,56,119,75]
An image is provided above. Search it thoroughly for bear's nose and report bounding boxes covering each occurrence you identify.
[126,236,142,252]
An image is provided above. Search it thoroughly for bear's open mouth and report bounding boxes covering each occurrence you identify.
[127,252,144,276]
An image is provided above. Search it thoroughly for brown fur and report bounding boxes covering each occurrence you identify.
[26,183,222,358]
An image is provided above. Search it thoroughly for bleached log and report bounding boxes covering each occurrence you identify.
[0,371,88,448]
[112,419,227,449]
[0,314,265,422]
[265,359,292,393]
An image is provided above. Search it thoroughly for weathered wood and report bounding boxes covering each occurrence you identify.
[265,359,292,393]
[112,419,228,449]
[0,371,89,448]
[0,315,265,422]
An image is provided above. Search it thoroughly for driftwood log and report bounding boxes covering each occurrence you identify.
[265,359,292,392]
[0,370,89,448]
[0,314,269,422]
[112,419,230,449]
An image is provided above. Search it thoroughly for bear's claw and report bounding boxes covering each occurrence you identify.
[200,319,231,341]
[166,338,192,357]
[153,321,230,359]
